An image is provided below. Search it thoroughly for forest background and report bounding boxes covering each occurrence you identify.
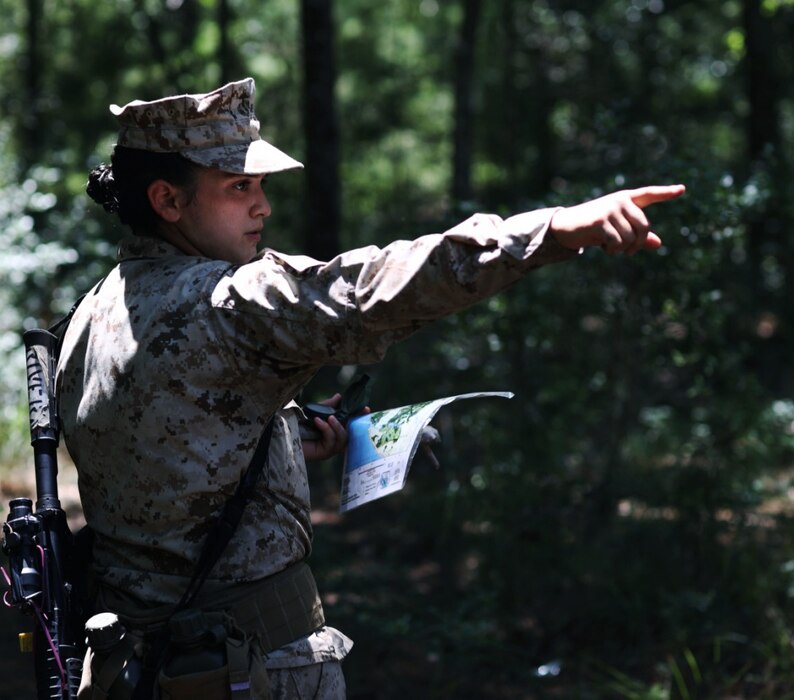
[1,0,794,698]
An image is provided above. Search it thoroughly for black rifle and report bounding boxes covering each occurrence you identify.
[2,329,83,699]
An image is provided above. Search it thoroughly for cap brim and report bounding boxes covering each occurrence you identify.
[182,139,303,175]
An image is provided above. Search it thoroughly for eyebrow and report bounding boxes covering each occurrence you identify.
[218,172,254,180]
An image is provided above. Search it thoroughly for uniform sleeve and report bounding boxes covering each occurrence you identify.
[209,208,575,367]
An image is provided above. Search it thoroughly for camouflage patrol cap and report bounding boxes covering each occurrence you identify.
[109,77,303,175]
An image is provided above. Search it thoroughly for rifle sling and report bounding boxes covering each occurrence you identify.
[175,417,276,612]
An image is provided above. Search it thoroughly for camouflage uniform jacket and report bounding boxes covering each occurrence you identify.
[57,207,574,612]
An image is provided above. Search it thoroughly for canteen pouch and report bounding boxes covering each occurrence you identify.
[77,620,144,700]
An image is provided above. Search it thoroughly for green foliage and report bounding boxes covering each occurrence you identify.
[0,140,79,465]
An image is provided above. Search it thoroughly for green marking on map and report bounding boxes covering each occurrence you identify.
[369,401,433,453]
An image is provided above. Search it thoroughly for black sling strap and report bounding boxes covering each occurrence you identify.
[175,417,275,612]
[49,292,88,352]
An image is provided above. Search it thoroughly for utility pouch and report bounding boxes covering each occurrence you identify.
[226,632,271,700]
[158,664,229,700]
[157,611,270,700]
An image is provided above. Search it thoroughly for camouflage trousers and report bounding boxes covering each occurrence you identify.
[268,661,346,699]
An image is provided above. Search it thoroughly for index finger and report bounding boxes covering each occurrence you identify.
[629,184,686,208]
[325,414,349,443]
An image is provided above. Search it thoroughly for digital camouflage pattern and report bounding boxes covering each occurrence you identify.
[110,78,303,175]
[267,661,347,699]
[56,208,574,672]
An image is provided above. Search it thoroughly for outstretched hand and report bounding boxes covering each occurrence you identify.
[549,184,685,255]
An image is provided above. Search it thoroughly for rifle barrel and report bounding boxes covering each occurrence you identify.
[23,329,62,509]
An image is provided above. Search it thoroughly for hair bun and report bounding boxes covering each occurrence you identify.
[86,163,120,213]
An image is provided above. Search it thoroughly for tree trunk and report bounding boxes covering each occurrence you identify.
[742,0,783,267]
[741,0,791,387]
[300,0,341,260]
[500,0,518,201]
[498,0,555,200]
[527,44,554,197]
[22,0,43,169]
[452,0,482,207]
[743,0,781,161]
[218,0,231,84]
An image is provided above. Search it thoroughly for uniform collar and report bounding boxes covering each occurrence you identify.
[117,235,187,262]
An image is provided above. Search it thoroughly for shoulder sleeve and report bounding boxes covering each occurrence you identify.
[209,208,575,367]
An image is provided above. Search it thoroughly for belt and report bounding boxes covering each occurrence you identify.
[97,561,325,653]
[220,561,325,653]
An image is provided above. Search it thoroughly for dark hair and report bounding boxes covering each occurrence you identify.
[86,147,199,231]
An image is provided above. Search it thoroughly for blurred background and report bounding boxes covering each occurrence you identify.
[2,0,794,698]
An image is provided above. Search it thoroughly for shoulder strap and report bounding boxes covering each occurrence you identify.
[49,277,107,357]
[48,293,87,337]
[49,276,108,346]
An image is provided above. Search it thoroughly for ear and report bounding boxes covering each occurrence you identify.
[147,180,184,223]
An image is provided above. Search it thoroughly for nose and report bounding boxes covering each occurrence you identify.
[253,188,272,219]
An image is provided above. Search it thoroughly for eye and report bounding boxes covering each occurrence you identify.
[233,180,250,192]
